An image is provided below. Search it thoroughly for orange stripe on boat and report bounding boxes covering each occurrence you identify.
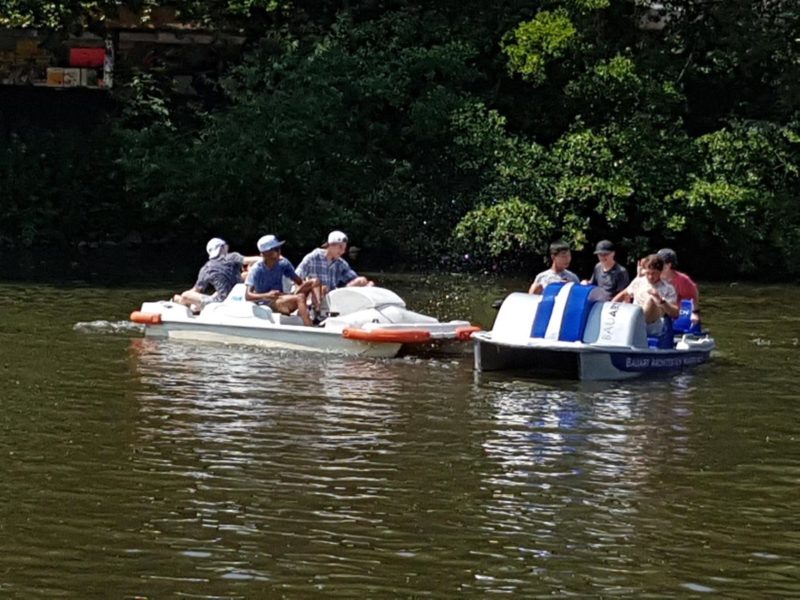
[342,328,431,344]
[130,311,162,325]
[455,325,481,341]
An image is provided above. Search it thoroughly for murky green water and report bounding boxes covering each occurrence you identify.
[1,275,798,598]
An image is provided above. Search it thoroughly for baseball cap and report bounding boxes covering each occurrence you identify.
[206,237,227,259]
[257,234,285,253]
[327,230,348,245]
[657,248,678,266]
[594,240,615,254]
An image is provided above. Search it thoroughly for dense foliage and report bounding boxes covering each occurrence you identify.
[1,0,799,278]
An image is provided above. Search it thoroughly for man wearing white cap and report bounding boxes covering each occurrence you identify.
[173,237,259,312]
[296,230,373,298]
[245,234,317,326]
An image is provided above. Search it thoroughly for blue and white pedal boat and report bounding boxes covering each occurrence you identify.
[472,282,715,380]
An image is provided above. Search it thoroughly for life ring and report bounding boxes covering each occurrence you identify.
[342,327,432,344]
[455,325,481,341]
[130,311,162,325]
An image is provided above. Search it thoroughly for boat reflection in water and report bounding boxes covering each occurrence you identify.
[125,336,476,592]
[468,379,701,594]
[128,337,410,447]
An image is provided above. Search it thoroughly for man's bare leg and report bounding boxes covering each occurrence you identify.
[275,293,313,326]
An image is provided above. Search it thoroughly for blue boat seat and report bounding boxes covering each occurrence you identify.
[672,299,702,334]
[531,282,566,338]
[558,283,597,342]
[530,283,601,342]
[647,315,674,349]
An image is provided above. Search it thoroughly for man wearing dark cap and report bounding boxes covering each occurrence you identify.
[657,248,700,323]
[586,240,630,300]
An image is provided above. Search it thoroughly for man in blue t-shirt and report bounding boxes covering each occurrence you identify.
[245,235,317,326]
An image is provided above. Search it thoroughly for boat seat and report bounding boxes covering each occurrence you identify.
[582,302,649,348]
[490,293,542,344]
[557,283,597,342]
[530,282,602,342]
[672,299,702,334]
[279,314,305,326]
[203,300,275,321]
[530,282,566,338]
[647,316,674,349]
[225,283,248,303]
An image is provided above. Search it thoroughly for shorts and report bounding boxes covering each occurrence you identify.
[256,299,278,309]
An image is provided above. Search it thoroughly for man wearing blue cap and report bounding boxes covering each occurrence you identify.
[173,237,259,312]
[245,234,317,326]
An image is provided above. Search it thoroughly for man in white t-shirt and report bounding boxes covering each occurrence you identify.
[528,240,580,294]
[613,254,678,335]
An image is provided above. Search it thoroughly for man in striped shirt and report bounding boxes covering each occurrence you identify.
[296,231,373,309]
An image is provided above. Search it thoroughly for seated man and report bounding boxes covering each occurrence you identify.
[296,231,373,306]
[585,239,630,300]
[657,248,700,325]
[174,237,259,312]
[528,240,580,294]
[245,235,317,326]
[613,254,678,335]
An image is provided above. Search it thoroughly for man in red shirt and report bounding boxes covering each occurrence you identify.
[657,248,700,324]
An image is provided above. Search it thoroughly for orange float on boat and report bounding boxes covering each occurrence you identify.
[130,311,162,325]
[342,327,432,344]
[455,325,481,341]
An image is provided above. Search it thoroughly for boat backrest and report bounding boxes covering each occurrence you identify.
[326,286,405,316]
[493,283,650,346]
[582,302,649,348]
[648,315,674,348]
[531,283,604,342]
[559,284,597,341]
[672,299,701,334]
[225,283,247,302]
[491,293,542,343]
[530,282,566,338]
[203,299,275,321]
[492,284,603,344]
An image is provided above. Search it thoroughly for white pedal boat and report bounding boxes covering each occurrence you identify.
[131,284,479,358]
[472,282,715,380]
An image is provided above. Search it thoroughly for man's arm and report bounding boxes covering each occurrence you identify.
[661,298,679,319]
[612,289,630,303]
[661,285,680,318]
[617,267,630,292]
[245,286,281,302]
[338,261,372,287]
[528,281,544,294]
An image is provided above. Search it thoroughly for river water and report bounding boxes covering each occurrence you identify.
[1,275,798,598]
